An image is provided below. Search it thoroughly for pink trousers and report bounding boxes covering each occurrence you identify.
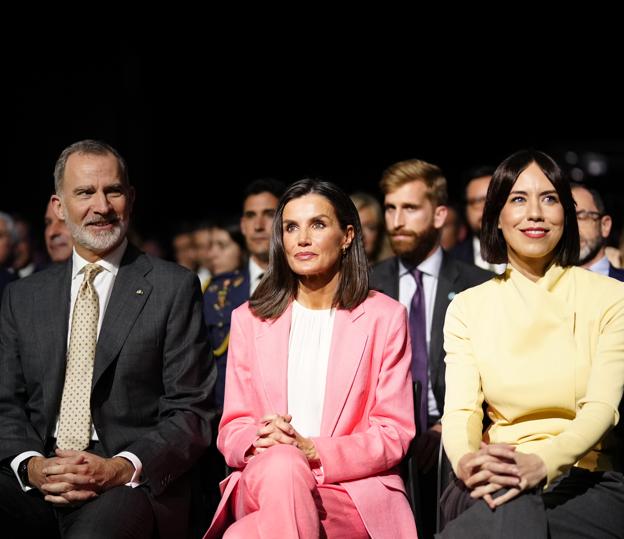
[223,444,369,538]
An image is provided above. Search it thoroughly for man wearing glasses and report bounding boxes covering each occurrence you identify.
[571,183,624,281]
[450,166,505,274]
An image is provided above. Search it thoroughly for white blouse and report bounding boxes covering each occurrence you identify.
[287,300,336,437]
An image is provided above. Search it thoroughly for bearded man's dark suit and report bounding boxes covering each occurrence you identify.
[0,244,216,538]
[370,251,491,417]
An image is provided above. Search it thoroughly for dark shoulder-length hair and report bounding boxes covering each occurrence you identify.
[481,149,579,266]
[250,179,369,320]
[212,216,248,272]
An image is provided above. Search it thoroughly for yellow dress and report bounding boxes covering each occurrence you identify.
[442,264,624,484]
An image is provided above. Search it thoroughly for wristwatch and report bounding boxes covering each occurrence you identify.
[17,457,32,487]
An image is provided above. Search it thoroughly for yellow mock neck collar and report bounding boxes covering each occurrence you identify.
[505,262,568,292]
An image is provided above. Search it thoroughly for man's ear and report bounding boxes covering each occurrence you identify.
[433,205,448,230]
[600,215,612,240]
[50,195,65,220]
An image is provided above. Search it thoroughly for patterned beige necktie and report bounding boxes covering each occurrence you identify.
[56,263,103,450]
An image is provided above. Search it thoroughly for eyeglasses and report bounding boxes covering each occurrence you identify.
[576,210,603,222]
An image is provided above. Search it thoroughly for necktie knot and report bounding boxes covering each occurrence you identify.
[411,268,423,286]
[79,264,102,299]
[83,263,102,285]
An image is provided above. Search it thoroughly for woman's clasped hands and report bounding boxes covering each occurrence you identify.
[253,414,319,462]
[457,442,547,509]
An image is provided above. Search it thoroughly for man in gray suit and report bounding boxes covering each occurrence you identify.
[370,158,490,539]
[0,140,216,538]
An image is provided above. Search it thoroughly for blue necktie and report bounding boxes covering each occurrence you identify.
[409,268,428,434]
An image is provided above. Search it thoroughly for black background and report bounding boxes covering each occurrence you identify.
[6,32,623,256]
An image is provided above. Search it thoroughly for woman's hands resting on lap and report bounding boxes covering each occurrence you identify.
[252,414,320,463]
[457,442,547,509]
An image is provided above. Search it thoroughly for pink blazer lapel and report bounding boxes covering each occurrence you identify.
[254,303,292,415]
[320,303,368,436]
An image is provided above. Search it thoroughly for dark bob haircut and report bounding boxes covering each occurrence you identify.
[481,149,579,266]
[250,179,369,320]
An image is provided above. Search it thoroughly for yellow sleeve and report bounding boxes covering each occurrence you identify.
[441,293,485,475]
[527,292,624,483]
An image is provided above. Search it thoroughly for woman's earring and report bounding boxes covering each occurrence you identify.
[342,245,347,256]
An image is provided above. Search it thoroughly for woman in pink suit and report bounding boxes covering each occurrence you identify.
[204,179,418,538]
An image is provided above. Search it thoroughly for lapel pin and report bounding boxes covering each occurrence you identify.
[136,289,144,295]
[448,292,456,300]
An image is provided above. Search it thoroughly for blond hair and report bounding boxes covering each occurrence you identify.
[379,159,448,206]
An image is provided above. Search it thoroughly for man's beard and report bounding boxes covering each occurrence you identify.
[578,232,605,266]
[66,216,126,254]
[389,226,439,266]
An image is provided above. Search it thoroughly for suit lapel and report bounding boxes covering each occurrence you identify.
[92,247,153,388]
[320,304,368,436]
[35,261,72,424]
[254,304,291,414]
[430,252,458,386]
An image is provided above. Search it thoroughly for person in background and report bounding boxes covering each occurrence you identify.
[451,166,505,274]
[571,183,624,281]
[605,230,623,268]
[172,224,198,271]
[205,179,417,539]
[440,203,468,252]
[440,149,624,537]
[350,191,392,265]
[370,158,491,539]
[203,178,286,414]
[203,218,247,410]
[0,211,17,271]
[12,215,44,278]
[193,221,214,292]
[240,178,286,295]
[44,196,73,263]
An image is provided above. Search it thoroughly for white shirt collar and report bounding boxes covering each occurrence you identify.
[398,246,443,279]
[71,238,127,280]
[248,257,265,283]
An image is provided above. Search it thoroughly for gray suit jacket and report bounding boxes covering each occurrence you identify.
[370,251,491,418]
[0,244,216,537]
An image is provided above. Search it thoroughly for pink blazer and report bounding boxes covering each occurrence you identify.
[206,291,417,539]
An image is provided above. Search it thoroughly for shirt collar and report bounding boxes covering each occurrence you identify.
[398,246,443,279]
[71,238,127,280]
[588,255,610,276]
[248,257,266,283]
